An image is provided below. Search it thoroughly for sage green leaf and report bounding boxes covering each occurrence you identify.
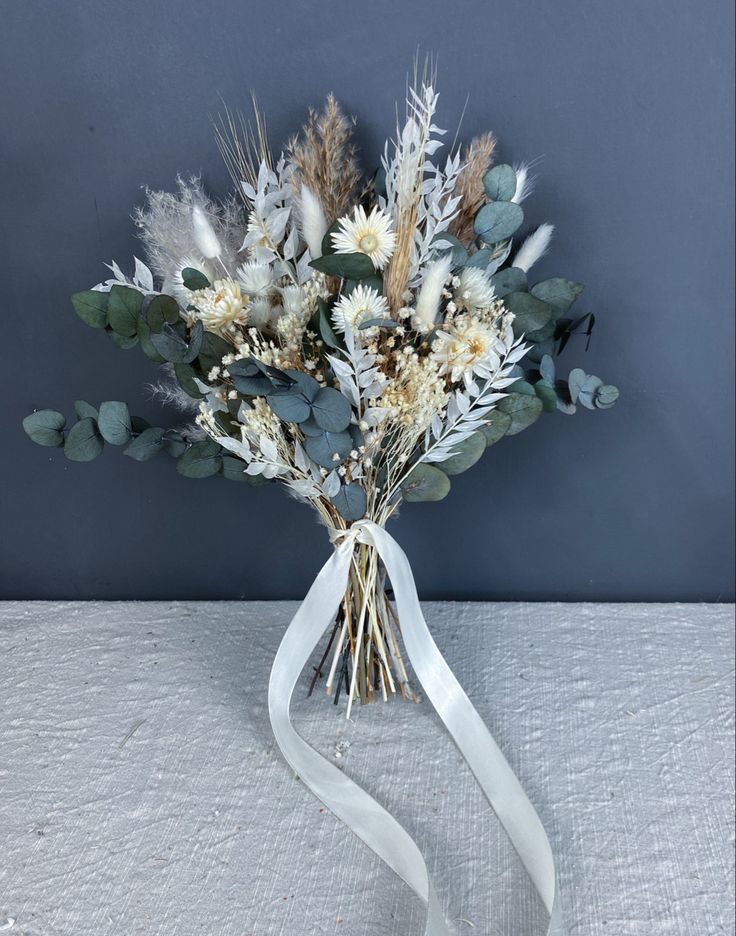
[474,201,524,245]
[310,252,376,279]
[299,416,324,437]
[137,318,166,363]
[146,294,180,333]
[150,320,203,364]
[304,430,353,468]
[267,391,312,423]
[74,400,98,420]
[578,375,604,410]
[497,391,543,435]
[530,277,583,314]
[228,360,273,396]
[479,410,512,446]
[182,267,210,290]
[594,384,620,409]
[220,455,248,482]
[107,285,143,337]
[567,368,587,404]
[401,463,451,502]
[97,401,132,445]
[330,483,367,522]
[539,354,556,383]
[534,379,558,413]
[123,427,165,461]
[490,267,527,298]
[176,439,222,478]
[197,331,231,374]
[313,298,342,350]
[174,363,205,399]
[320,222,341,257]
[108,329,139,350]
[358,317,397,330]
[63,417,104,461]
[311,386,352,432]
[483,164,517,201]
[71,290,108,329]
[504,291,553,337]
[506,379,536,395]
[22,409,66,447]
[526,318,557,344]
[432,232,468,265]
[437,431,486,476]
[464,248,493,269]
[163,433,187,458]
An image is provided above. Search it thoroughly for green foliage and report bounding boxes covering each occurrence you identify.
[181,267,210,291]
[174,363,205,399]
[401,463,451,502]
[330,483,367,521]
[504,292,553,337]
[497,385,544,435]
[310,252,376,279]
[137,317,167,363]
[123,427,165,461]
[74,400,98,420]
[197,331,231,375]
[479,410,511,447]
[483,164,517,201]
[64,417,104,461]
[71,290,108,329]
[150,320,203,364]
[146,294,180,332]
[437,432,486,476]
[530,277,583,315]
[176,439,222,478]
[490,267,527,298]
[534,380,558,413]
[97,401,132,445]
[108,285,143,337]
[474,201,524,246]
[107,330,139,350]
[304,430,353,468]
[22,409,66,447]
[433,232,469,266]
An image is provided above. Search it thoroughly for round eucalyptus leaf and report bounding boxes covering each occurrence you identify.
[490,267,527,298]
[497,391,543,435]
[97,401,132,445]
[534,380,558,413]
[182,267,210,290]
[220,455,250,482]
[401,463,451,502]
[310,252,376,279]
[464,248,493,269]
[530,277,584,314]
[539,354,556,383]
[176,440,222,479]
[123,427,165,461]
[137,318,166,363]
[22,409,66,447]
[437,431,486,476]
[474,201,524,245]
[163,433,187,458]
[284,370,320,400]
[71,290,108,329]
[228,359,273,396]
[74,400,98,420]
[594,384,620,409]
[146,294,180,333]
[150,320,203,364]
[108,329,139,350]
[298,416,324,437]
[483,164,517,201]
[267,391,312,423]
[198,332,231,374]
[578,375,604,410]
[63,417,104,462]
[567,368,588,404]
[107,285,143,337]
[504,291,553,337]
[432,232,468,265]
[304,430,353,468]
[330,483,367,522]
[311,386,352,432]
[320,221,341,257]
[480,410,512,446]
[174,363,205,399]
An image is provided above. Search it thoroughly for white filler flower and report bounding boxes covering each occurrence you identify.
[331,205,396,270]
[331,284,390,334]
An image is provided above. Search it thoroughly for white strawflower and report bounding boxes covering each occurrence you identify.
[281,284,305,317]
[191,205,222,259]
[191,279,248,335]
[237,262,275,297]
[431,314,503,383]
[247,297,272,330]
[455,267,496,312]
[331,285,390,334]
[331,206,396,270]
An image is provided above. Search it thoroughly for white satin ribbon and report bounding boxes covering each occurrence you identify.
[268,519,562,935]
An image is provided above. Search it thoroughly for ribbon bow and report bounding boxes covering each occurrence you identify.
[268,519,563,935]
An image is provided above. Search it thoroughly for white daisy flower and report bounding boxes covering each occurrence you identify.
[281,284,305,317]
[454,267,496,312]
[331,285,390,334]
[431,315,502,383]
[331,206,396,270]
[237,262,275,297]
[191,279,248,335]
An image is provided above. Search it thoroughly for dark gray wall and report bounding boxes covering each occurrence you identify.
[2,0,734,601]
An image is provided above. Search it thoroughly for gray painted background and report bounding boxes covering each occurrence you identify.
[3,0,734,601]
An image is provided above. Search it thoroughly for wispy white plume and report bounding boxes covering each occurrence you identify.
[413,254,452,331]
[511,162,534,204]
[191,205,222,259]
[512,223,554,272]
[147,368,200,414]
[299,185,328,258]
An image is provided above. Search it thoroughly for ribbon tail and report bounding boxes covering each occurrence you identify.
[268,541,451,936]
[364,521,564,936]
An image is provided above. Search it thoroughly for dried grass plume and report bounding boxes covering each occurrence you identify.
[449,132,496,243]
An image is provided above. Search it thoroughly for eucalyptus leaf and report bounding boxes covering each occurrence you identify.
[174,363,206,399]
[479,410,512,446]
[228,359,274,396]
[320,222,341,257]
[437,431,486,476]
[358,317,397,330]
[534,379,558,413]
[267,391,312,423]
[22,409,66,447]
[198,331,231,374]
[123,427,165,461]
[107,285,143,337]
[63,417,104,461]
[401,463,451,502]
[97,401,132,445]
[578,375,604,410]
[490,267,527,298]
[176,439,222,478]
[310,252,376,279]
[74,400,98,420]
[474,201,524,245]
[137,318,166,363]
[497,391,543,435]
[464,248,493,269]
[150,320,203,364]
[568,368,587,404]
[108,329,139,350]
[163,433,187,458]
[182,267,210,291]
[539,354,556,383]
[304,429,353,468]
[594,384,620,409]
[311,386,352,432]
[530,277,583,314]
[483,164,517,201]
[432,232,468,265]
[504,291,553,337]
[71,290,108,329]
[146,294,180,333]
[330,483,367,522]
[311,298,342,351]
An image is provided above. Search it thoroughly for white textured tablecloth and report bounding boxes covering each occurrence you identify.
[0,601,733,936]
